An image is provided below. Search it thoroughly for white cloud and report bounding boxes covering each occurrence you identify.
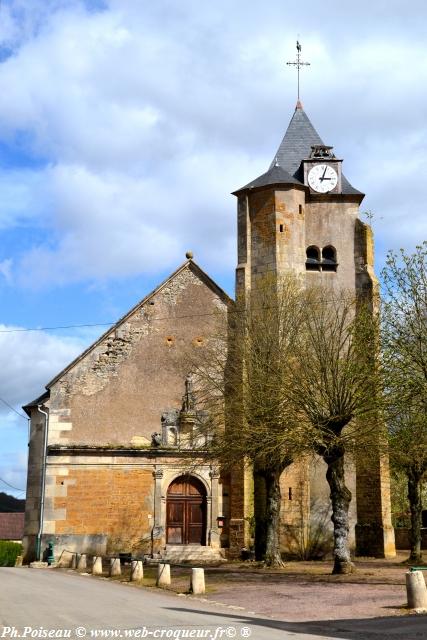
[0,0,425,290]
[0,258,13,282]
[0,324,87,409]
[0,442,27,497]
[0,0,425,497]
[0,322,90,497]
[0,169,50,230]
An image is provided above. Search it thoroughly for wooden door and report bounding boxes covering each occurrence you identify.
[166,476,206,545]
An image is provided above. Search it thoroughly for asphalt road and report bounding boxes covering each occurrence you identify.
[0,567,334,640]
[1,567,427,640]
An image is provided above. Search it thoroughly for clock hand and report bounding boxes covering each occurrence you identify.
[320,166,327,182]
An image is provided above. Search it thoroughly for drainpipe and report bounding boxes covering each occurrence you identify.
[36,405,49,562]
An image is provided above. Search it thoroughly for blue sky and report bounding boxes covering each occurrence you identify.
[0,0,426,497]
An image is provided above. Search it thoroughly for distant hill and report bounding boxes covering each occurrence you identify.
[0,492,25,513]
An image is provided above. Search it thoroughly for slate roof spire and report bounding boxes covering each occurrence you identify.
[266,103,362,196]
[233,102,362,197]
[269,103,324,177]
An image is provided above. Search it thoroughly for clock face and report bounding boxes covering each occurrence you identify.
[308,164,338,193]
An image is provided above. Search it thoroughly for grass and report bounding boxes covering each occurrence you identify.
[0,541,22,567]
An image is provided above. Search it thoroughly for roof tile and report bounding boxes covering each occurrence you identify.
[0,512,24,540]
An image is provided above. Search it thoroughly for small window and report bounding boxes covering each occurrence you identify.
[306,246,321,271]
[322,246,338,272]
[279,224,284,233]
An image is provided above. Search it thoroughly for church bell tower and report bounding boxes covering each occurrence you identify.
[230,95,396,559]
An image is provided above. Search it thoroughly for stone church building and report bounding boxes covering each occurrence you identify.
[23,101,396,563]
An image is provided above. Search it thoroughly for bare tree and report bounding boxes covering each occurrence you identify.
[192,275,314,567]
[381,243,427,563]
[289,288,381,574]
[192,277,380,573]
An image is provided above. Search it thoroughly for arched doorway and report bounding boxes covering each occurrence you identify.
[166,475,207,545]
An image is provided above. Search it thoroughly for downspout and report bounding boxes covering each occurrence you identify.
[36,404,49,561]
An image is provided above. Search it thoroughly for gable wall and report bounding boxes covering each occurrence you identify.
[47,266,227,446]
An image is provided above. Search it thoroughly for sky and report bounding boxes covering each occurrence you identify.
[0,0,426,497]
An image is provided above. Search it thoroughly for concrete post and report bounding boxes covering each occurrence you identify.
[92,556,103,575]
[156,563,171,587]
[131,560,144,581]
[77,554,87,571]
[191,568,205,595]
[406,571,427,610]
[109,558,121,577]
[70,553,77,569]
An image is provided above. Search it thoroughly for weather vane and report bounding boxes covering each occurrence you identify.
[286,40,310,101]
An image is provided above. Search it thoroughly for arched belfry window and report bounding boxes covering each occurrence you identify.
[306,246,321,271]
[322,245,338,272]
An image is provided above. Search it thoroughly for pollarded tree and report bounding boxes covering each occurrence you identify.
[381,243,427,563]
[289,288,381,574]
[191,274,315,567]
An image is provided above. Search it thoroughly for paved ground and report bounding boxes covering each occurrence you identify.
[139,554,421,623]
[0,567,336,640]
[200,557,409,622]
[1,565,427,640]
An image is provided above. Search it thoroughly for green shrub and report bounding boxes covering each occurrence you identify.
[0,541,22,566]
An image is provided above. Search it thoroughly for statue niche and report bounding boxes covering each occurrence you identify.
[153,374,209,449]
[160,409,180,446]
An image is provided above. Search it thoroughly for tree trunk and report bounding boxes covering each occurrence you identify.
[263,468,285,567]
[254,471,267,561]
[324,449,354,574]
[407,469,423,564]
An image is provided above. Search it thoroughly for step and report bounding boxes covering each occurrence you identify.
[161,544,226,564]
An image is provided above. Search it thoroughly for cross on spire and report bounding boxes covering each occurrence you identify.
[286,40,310,102]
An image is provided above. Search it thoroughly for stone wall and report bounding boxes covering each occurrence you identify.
[53,466,154,552]
[354,220,396,558]
[279,459,310,556]
[394,528,427,550]
[23,261,229,562]
[233,180,395,560]
[46,262,228,447]
[22,408,45,561]
[24,449,221,561]
[304,197,359,291]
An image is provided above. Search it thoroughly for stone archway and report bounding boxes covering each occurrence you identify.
[166,475,207,545]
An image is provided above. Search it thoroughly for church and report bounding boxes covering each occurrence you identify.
[22,97,396,564]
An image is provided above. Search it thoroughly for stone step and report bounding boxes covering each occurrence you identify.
[161,544,226,564]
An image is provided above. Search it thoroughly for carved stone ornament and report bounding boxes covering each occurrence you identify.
[161,409,180,446]
[161,409,180,427]
[151,432,162,447]
[159,374,210,449]
[181,373,196,412]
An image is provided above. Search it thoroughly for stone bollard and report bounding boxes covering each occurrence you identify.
[406,571,427,609]
[131,560,144,581]
[156,563,171,587]
[92,556,103,575]
[77,554,87,571]
[70,553,77,569]
[14,555,23,567]
[109,558,121,577]
[190,568,205,595]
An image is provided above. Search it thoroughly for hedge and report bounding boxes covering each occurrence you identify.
[0,541,22,566]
